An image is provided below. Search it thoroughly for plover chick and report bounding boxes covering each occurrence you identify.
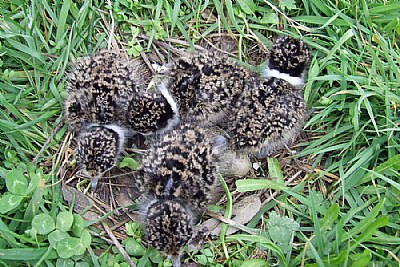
[136,123,226,265]
[144,199,194,267]
[76,124,126,189]
[262,36,310,88]
[137,123,226,212]
[64,50,149,189]
[227,77,308,158]
[126,80,179,135]
[64,50,150,133]
[162,51,251,124]
[219,37,311,176]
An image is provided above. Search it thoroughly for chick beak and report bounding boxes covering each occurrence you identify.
[170,255,181,267]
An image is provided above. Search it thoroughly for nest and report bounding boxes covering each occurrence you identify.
[50,30,338,266]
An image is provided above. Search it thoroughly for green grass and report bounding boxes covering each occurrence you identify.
[1,0,399,266]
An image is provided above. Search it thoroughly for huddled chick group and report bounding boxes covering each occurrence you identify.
[65,50,179,188]
[64,36,310,266]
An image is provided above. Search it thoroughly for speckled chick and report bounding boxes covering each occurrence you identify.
[136,123,226,265]
[64,50,150,133]
[262,36,310,88]
[223,37,310,159]
[144,199,194,267]
[126,81,179,135]
[163,51,252,124]
[76,124,126,189]
[227,77,308,158]
[65,50,148,188]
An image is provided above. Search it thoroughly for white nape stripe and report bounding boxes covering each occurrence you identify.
[262,68,304,87]
[104,124,126,152]
[158,81,178,112]
[146,79,155,90]
[157,81,180,133]
[163,176,173,196]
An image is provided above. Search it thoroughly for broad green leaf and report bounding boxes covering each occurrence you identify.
[25,172,41,195]
[355,216,388,244]
[260,12,279,24]
[148,248,163,264]
[75,262,90,267]
[118,157,140,170]
[56,211,74,232]
[125,221,143,237]
[56,237,80,258]
[240,259,269,267]
[48,230,69,249]
[74,239,87,256]
[56,258,75,267]
[350,250,372,267]
[319,96,333,105]
[71,214,85,237]
[320,203,340,232]
[237,0,256,15]
[80,229,92,248]
[6,169,28,195]
[370,231,400,244]
[29,227,37,239]
[226,234,287,267]
[124,237,146,256]
[23,184,45,223]
[267,157,284,182]
[127,44,143,57]
[267,211,299,253]
[32,213,55,235]
[236,179,288,192]
[0,194,24,214]
[279,0,296,10]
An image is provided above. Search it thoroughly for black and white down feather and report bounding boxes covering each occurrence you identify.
[218,37,311,176]
[64,50,149,133]
[64,50,148,188]
[64,50,180,188]
[262,36,310,88]
[135,123,226,266]
[126,80,180,135]
[161,51,252,124]
[76,124,126,189]
[226,77,309,158]
[224,37,310,158]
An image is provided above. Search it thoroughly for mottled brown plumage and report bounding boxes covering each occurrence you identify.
[226,77,308,158]
[138,123,226,212]
[126,81,179,135]
[144,199,194,266]
[64,50,149,133]
[263,36,310,88]
[65,50,181,188]
[163,51,252,124]
[76,124,125,189]
[220,37,311,158]
[136,123,226,265]
[218,36,311,176]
